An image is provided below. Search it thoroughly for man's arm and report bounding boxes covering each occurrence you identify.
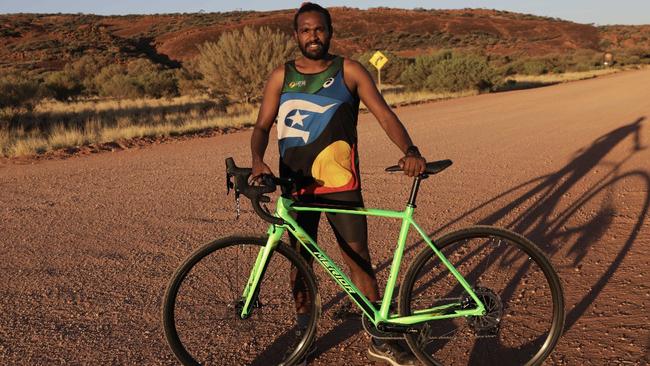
[343,59,426,177]
[250,65,285,179]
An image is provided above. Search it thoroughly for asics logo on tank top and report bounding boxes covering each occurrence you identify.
[323,77,335,88]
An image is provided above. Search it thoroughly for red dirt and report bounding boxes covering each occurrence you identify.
[1,69,649,365]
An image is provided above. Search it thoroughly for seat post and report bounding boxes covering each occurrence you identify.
[407,176,423,207]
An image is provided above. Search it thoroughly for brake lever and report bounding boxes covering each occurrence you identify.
[225,172,240,219]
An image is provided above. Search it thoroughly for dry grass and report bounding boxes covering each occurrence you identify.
[10,135,49,157]
[5,88,463,158]
[381,89,479,107]
[360,89,478,111]
[0,68,626,158]
[34,95,209,115]
[48,124,89,149]
[509,68,621,84]
[1,95,258,157]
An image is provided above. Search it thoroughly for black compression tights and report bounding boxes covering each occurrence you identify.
[289,190,380,313]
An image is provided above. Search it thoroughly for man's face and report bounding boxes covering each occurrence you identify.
[294,11,331,60]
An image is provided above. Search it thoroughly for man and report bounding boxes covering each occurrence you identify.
[250,3,425,365]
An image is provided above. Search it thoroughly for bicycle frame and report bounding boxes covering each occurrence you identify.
[239,196,486,327]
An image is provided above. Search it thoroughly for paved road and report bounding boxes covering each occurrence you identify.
[1,68,649,365]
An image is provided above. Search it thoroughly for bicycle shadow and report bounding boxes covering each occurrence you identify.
[312,117,649,361]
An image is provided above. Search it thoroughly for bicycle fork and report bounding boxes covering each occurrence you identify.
[238,226,285,318]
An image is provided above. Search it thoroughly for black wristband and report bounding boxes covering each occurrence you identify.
[405,145,421,156]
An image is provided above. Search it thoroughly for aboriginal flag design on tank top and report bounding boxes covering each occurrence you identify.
[278,56,361,196]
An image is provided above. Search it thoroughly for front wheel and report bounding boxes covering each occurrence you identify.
[162,237,320,366]
[399,226,564,366]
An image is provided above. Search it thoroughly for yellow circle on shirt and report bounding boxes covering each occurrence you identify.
[311,140,353,188]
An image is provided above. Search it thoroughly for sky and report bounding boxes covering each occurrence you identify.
[1,1,648,25]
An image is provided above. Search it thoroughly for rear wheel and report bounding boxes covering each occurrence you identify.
[399,226,564,366]
[162,237,320,365]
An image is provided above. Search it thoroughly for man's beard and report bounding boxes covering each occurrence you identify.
[299,40,330,60]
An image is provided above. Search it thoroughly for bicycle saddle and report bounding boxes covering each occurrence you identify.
[385,159,453,176]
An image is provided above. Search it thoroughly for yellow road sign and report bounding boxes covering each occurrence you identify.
[369,51,388,70]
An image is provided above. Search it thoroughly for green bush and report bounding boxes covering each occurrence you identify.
[43,55,110,100]
[616,48,650,66]
[67,54,108,95]
[93,59,179,99]
[127,59,178,98]
[521,59,549,75]
[400,50,452,90]
[195,26,295,103]
[94,64,141,99]
[44,70,83,101]
[426,54,501,92]
[0,72,41,111]
[176,60,206,96]
[506,51,605,76]
[401,51,501,92]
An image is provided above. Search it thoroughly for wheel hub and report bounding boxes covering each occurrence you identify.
[462,287,503,335]
[234,298,261,319]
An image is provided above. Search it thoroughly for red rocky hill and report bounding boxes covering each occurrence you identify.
[1,7,647,72]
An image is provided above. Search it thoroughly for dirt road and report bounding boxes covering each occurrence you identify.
[1,69,649,365]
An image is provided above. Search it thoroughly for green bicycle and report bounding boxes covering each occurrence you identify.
[162,157,565,366]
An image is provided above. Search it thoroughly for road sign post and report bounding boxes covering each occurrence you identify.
[369,51,388,93]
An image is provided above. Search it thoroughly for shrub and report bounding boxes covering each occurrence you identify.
[93,59,179,99]
[44,70,83,101]
[521,59,549,75]
[195,26,295,103]
[426,54,501,92]
[400,50,452,90]
[400,51,501,92]
[616,48,650,66]
[42,55,110,100]
[176,59,206,96]
[67,54,109,95]
[127,59,179,98]
[571,50,603,71]
[0,72,41,111]
[506,51,606,76]
[94,64,141,99]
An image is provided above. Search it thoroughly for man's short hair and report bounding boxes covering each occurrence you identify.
[293,2,333,34]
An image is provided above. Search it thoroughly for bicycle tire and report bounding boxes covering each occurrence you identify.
[398,226,564,366]
[162,237,321,366]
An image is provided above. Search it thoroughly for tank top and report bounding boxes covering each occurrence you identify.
[277,56,361,196]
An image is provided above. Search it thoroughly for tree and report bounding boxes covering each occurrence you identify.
[195,26,295,103]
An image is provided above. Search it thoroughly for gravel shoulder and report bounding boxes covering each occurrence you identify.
[1,69,649,365]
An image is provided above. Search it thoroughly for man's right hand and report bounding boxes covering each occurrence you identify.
[251,160,273,184]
